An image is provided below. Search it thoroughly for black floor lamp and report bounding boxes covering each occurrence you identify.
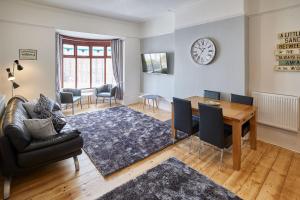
[6,60,23,97]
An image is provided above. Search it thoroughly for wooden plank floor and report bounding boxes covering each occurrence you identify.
[1,103,300,200]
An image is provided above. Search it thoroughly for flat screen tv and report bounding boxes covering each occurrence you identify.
[141,52,168,74]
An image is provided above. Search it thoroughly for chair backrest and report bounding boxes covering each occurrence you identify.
[173,97,193,134]
[63,88,81,96]
[198,103,225,149]
[111,86,117,96]
[204,90,221,100]
[231,94,253,105]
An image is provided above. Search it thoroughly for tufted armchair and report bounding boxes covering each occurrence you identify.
[60,88,82,115]
[95,84,117,106]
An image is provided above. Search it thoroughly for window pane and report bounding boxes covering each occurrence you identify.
[63,44,74,56]
[77,58,90,89]
[63,58,76,88]
[92,58,105,88]
[107,46,112,56]
[77,46,89,56]
[106,58,115,85]
[93,46,104,56]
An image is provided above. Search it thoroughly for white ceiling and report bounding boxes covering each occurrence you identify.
[22,0,202,22]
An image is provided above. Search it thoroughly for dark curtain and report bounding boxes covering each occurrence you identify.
[111,39,124,100]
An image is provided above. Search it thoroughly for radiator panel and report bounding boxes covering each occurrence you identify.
[252,92,299,132]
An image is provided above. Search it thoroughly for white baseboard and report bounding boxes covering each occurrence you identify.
[257,124,300,153]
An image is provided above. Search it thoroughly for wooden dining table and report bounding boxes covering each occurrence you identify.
[171,96,257,170]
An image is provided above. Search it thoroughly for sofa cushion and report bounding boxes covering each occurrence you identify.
[23,130,80,152]
[17,136,83,168]
[39,109,66,132]
[34,94,54,114]
[23,100,40,119]
[24,118,57,140]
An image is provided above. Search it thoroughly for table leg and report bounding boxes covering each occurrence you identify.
[250,112,257,150]
[171,103,176,141]
[152,99,155,112]
[155,98,158,108]
[232,121,242,170]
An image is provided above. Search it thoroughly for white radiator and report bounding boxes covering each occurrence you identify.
[252,91,300,133]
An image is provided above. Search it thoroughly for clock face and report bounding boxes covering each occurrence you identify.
[191,38,216,65]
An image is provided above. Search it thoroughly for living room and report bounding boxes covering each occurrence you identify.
[0,0,300,199]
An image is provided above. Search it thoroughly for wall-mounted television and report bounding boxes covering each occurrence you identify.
[141,52,169,74]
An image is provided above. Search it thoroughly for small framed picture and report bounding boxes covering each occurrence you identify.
[19,49,37,60]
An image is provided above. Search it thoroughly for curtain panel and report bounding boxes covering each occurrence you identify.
[55,33,63,103]
[111,39,124,100]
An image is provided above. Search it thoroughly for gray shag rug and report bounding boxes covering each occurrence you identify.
[65,106,174,176]
[98,157,241,200]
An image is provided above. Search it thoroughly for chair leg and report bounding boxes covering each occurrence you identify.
[73,156,80,171]
[80,99,82,109]
[3,176,11,200]
[114,97,117,104]
[110,97,112,107]
[72,103,74,115]
[219,149,224,170]
[103,97,105,103]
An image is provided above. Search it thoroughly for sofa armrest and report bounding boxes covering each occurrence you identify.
[60,92,73,104]
[23,130,81,152]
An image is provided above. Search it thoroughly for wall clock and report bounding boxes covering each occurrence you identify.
[191,38,216,65]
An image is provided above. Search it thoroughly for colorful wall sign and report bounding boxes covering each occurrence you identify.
[275,31,300,72]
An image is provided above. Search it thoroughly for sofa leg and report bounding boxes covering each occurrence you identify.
[73,156,79,171]
[4,177,11,200]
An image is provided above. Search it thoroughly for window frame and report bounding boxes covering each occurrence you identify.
[61,35,112,89]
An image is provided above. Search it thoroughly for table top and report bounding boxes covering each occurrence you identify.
[186,96,256,122]
[81,92,94,97]
[140,94,161,99]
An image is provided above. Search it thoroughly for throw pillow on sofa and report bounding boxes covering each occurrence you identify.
[23,100,40,119]
[39,109,66,132]
[34,94,54,114]
[24,118,57,140]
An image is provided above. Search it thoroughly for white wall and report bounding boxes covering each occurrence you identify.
[0,21,56,99]
[248,1,300,152]
[140,13,175,38]
[0,0,141,103]
[175,0,245,29]
[123,38,141,105]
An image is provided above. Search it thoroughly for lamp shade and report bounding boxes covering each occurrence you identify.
[12,81,20,89]
[8,72,15,81]
[15,60,23,71]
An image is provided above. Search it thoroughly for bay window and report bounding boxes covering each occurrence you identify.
[62,36,115,89]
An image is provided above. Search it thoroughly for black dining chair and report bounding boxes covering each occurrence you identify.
[231,93,254,138]
[198,103,232,167]
[173,97,200,151]
[204,90,221,100]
